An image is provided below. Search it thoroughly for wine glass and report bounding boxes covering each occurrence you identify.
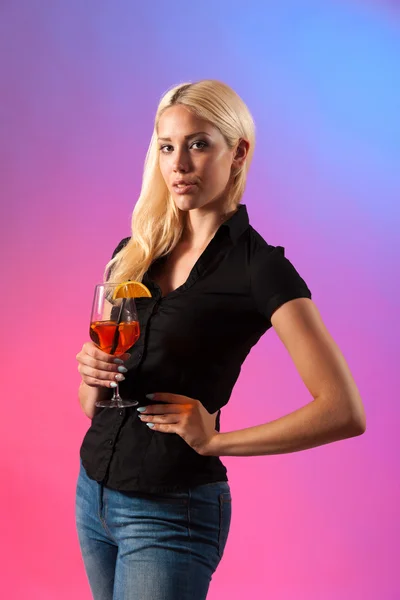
[89,283,140,408]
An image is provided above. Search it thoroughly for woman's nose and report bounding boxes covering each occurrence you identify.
[173,163,188,173]
[172,149,190,173]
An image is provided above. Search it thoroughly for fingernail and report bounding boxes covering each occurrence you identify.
[146,393,155,400]
[110,382,118,388]
[146,423,155,428]
[115,374,125,382]
[113,358,124,364]
[117,366,128,373]
[137,407,146,412]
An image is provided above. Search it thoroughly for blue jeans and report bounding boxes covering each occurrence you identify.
[75,460,232,600]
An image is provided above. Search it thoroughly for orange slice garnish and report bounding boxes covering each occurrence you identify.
[112,281,152,299]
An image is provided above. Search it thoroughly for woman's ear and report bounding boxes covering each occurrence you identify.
[232,139,250,169]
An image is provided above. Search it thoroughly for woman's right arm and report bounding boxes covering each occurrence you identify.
[76,342,130,419]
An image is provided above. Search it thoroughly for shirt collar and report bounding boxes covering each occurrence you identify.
[220,204,249,244]
[145,204,250,287]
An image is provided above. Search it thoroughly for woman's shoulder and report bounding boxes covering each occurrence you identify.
[248,225,285,259]
[247,225,309,287]
[247,226,312,317]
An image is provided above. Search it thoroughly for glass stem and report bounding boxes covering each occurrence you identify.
[112,382,121,406]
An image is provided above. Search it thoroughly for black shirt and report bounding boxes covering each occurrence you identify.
[80,205,312,493]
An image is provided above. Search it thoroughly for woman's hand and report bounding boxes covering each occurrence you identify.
[76,341,130,388]
[138,393,220,455]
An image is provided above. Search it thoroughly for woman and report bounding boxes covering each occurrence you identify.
[75,80,366,600]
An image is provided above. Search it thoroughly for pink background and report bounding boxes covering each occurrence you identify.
[1,1,399,598]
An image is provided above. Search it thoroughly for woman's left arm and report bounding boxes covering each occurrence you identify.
[140,298,366,456]
[208,297,365,456]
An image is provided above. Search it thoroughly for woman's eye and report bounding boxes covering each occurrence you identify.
[159,141,207,153]
[191,141,207,150]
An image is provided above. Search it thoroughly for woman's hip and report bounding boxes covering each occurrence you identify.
[75,460,231,565]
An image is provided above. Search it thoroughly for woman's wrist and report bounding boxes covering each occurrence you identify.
[78,380,108,419]
[202,432,224,456]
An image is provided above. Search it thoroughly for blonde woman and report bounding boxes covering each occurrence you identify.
[75,80,366,600]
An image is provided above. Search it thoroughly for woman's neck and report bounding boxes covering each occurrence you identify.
[181,205,237,252]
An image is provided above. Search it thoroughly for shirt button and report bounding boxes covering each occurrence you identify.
[119,410,123,416]
[108,439,113,445]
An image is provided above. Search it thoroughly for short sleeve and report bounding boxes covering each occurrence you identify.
[251,245,312,323]
[106,237,130,281]
[111,237,130,260]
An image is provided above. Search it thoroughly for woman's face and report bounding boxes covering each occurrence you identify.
[157,105,238,213]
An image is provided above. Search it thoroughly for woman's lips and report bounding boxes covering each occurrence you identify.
[173,183,197,194]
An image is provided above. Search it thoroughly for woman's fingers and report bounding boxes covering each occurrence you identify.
[77,341,130,388]
[78,362,125,380]
[78,363,126,388]
[138,413,180,424]
[80,342,127,364]
[77,354,120,373]
[81,374,119,389]
[138,404,184,425]
[139,404,184,414]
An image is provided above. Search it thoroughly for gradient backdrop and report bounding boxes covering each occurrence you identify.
[1,1,399,598]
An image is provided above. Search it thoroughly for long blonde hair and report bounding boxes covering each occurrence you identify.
[105,79,256,283]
